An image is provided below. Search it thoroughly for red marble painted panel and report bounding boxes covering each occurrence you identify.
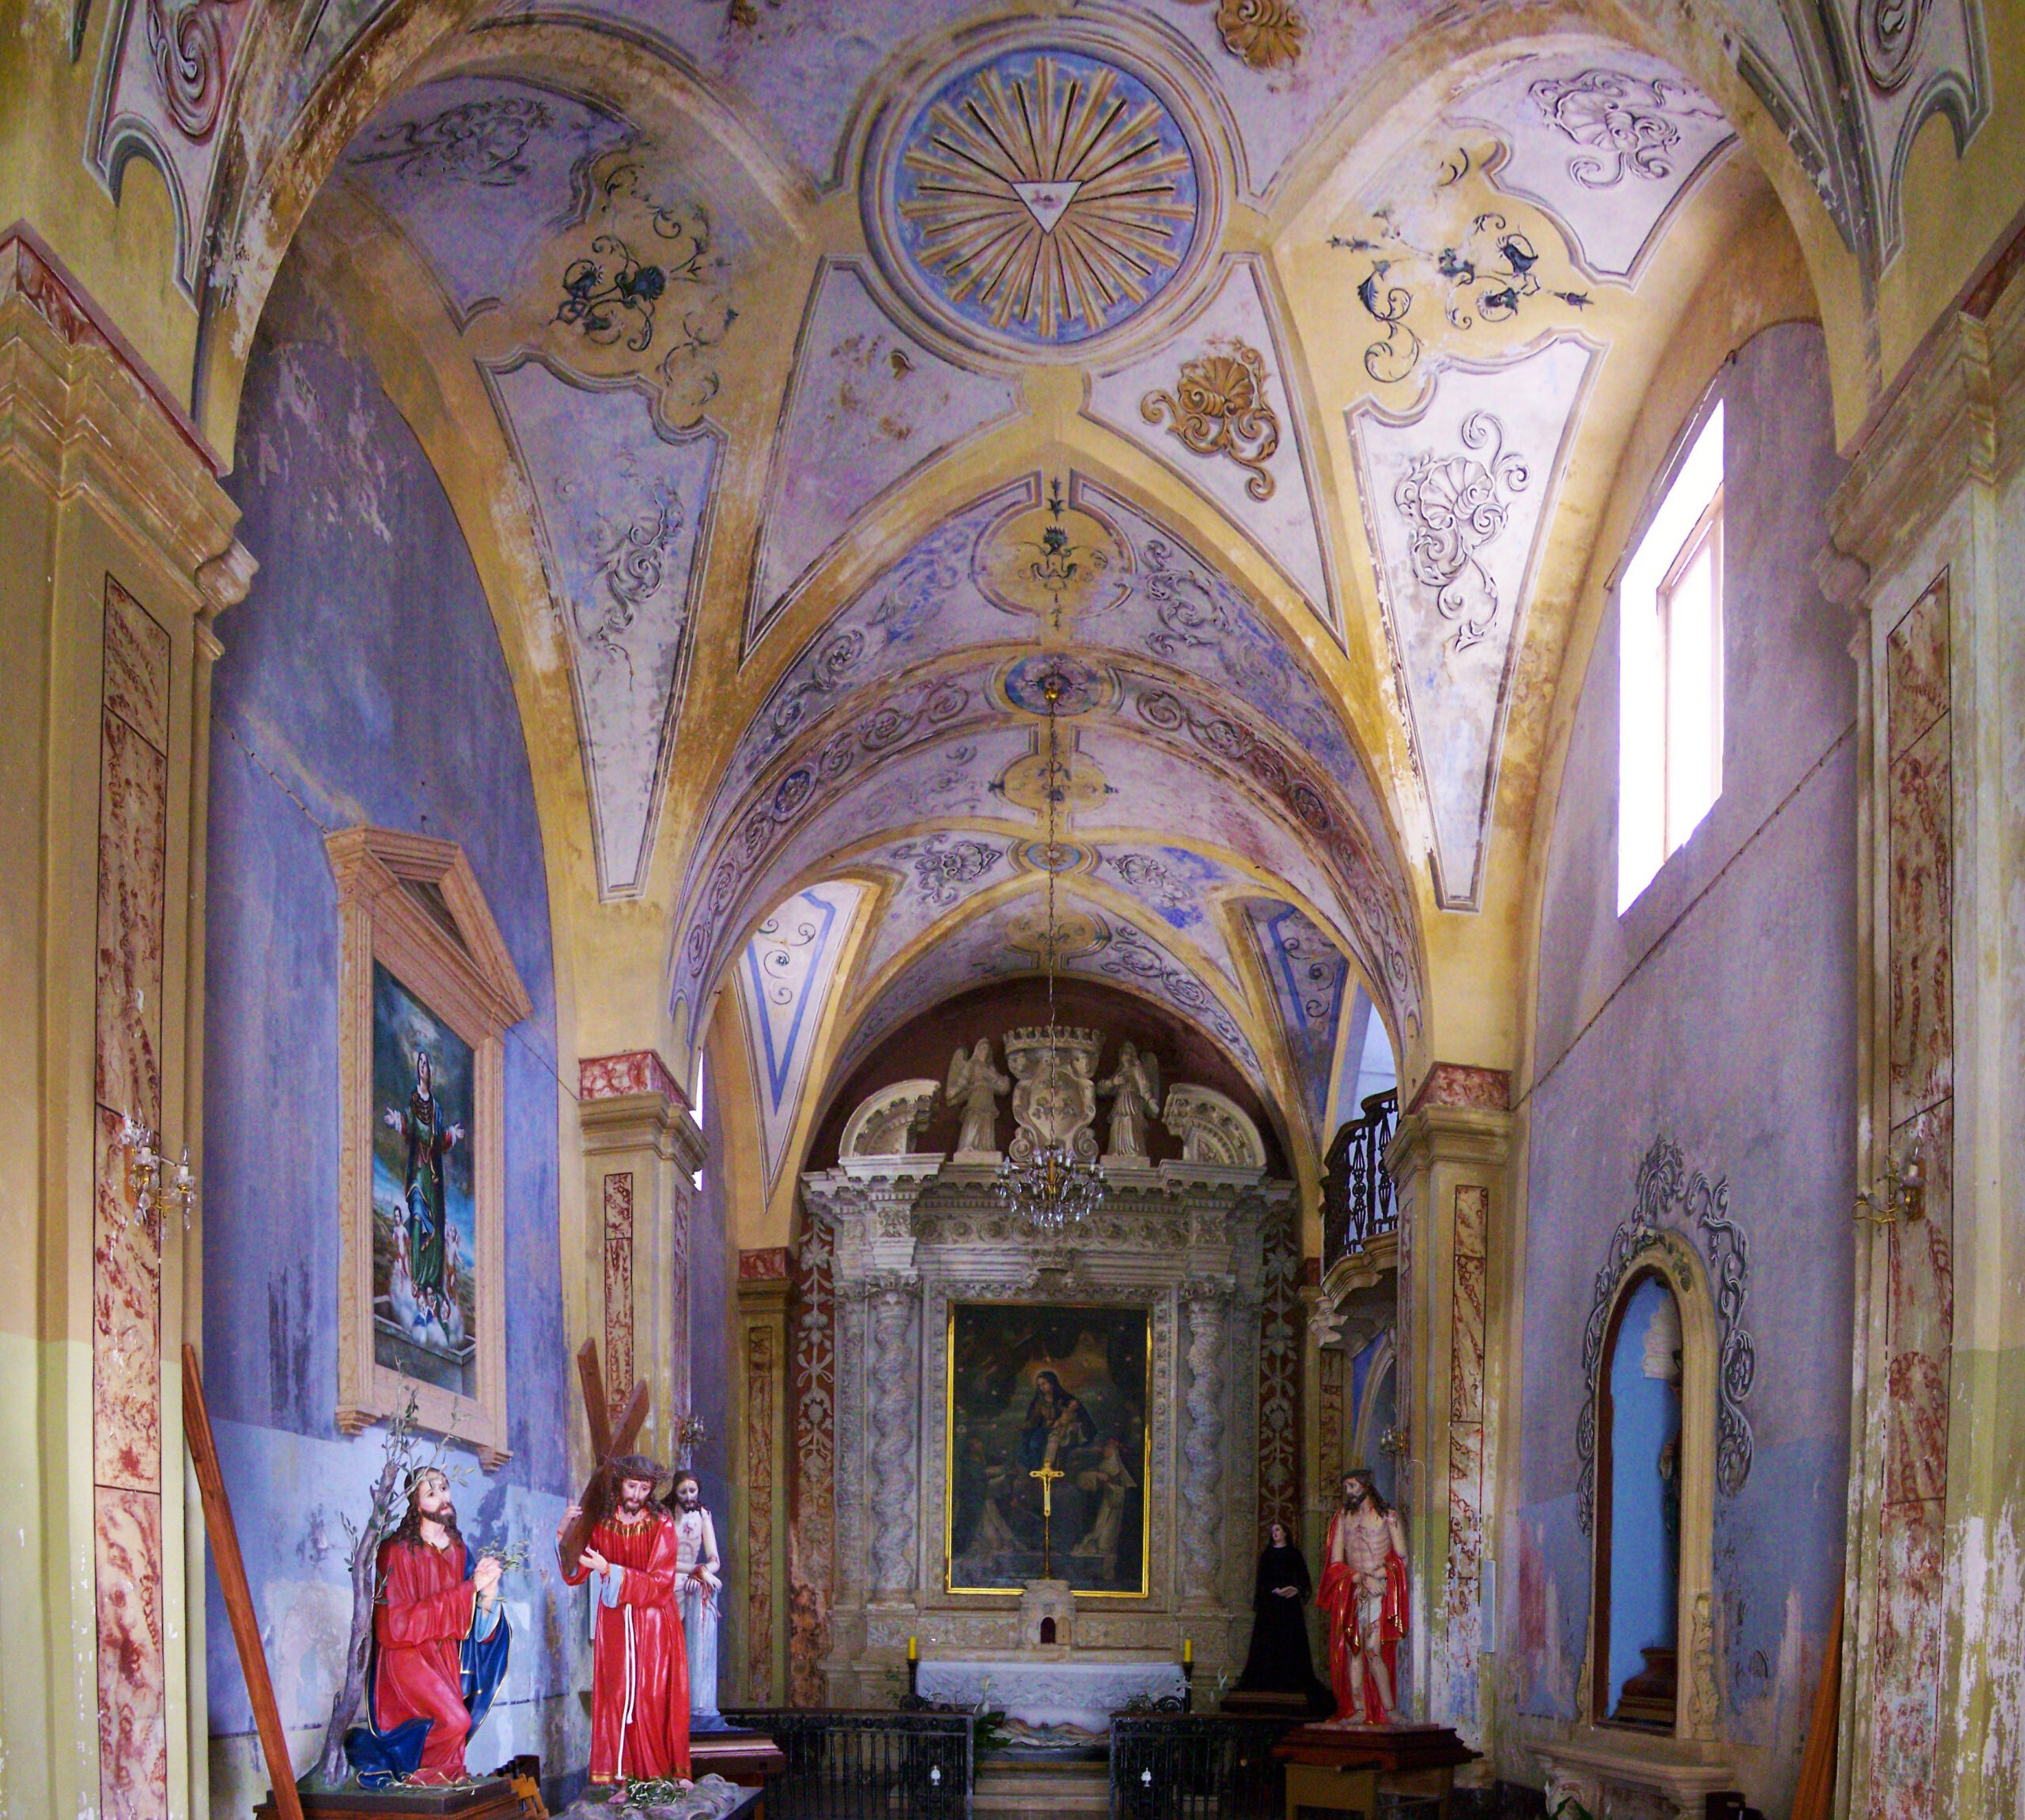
[102,580,171,751]
[1887,720,1952,1128]
[740,1246,790,1281]
[94,1106,161,1490]
[95,709,168,1126]
[746,1325,777,1702]
[1318,1347,1346,1492]
[578,1049,685,1106]
[1868,1496,1944,1820]
[1886,577,1949,764]
[1256,1218,1302,1547]
[670,1175,692,1418]
[1884,1104,1953,1507]
[96,1485,168,1820]
[1446,1419,1484,1601]
[1409,1064,1510,1114]
[1450,1250,1486,1425]
[603,1172,634,1419]
[788,1217,836,1705]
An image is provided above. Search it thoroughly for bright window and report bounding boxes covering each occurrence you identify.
[1618,404,1724,912]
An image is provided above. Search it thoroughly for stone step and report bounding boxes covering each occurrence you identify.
[974,1759,1111,1816]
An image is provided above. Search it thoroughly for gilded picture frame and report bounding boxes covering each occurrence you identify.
[328,828,531,1469]
[944,1302,1153,1598]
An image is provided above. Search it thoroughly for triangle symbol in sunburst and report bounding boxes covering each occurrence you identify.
[1012,181,1081,233]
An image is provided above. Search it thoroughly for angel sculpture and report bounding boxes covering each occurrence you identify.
[946,1038,1012,1156]
[1098,1040,1162,1160]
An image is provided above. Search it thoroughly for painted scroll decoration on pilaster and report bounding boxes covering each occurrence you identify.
[1349,337,1594,910]
[1575,1135,1755,1535]
[789,1209,837,1705]
[603,1172,635,1421]
[93,577,172,1820]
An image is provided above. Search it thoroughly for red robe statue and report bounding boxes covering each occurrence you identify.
[369,1534,500,1781]
[564,1508,692,1782]
[1317,1509,1410,1724]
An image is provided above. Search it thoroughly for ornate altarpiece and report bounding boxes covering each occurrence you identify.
[793,1050,1296,1703]
[327,827,531,1468]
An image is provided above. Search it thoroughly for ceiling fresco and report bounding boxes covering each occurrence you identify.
[732,880,867,1187]
[107,0,1993,1176]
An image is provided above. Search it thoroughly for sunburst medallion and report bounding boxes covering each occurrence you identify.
[886,49,1201,350]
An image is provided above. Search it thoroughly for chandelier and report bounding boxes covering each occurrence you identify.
[995,666,1107,1235]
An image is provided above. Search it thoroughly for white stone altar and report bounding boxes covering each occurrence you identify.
[916,1656,1187,1735]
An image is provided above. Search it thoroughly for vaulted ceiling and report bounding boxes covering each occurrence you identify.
[116,0,1988,1182]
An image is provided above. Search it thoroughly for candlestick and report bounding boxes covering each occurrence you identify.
[907,1635,918,1662]
[1183,1636,1192,1665]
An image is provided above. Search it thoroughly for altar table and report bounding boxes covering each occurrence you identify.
[916,1656,1187,1735]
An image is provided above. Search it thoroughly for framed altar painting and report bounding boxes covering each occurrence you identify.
[944,1303,1151,1597]
[328,828,531,1468]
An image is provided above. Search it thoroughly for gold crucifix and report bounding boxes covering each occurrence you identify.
[1029,1461,1066,1578]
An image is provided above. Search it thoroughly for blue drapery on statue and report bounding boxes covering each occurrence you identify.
[343,1590,512,1788]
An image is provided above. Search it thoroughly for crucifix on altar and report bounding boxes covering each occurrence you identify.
[1028,1459,1066,1578]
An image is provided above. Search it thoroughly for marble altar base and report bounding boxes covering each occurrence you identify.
[917,1655,1187,1735]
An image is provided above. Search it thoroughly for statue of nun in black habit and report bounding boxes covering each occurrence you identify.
[1232,1519,1333,1711]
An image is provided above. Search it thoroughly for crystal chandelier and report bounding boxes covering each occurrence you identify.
[996,666,1107,1235]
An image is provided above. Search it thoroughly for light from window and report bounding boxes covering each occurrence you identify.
[1618,404,1724,912]
[692,1054,706,1192]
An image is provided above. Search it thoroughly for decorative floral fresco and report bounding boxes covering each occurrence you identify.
[341,78,636,320]
[733,883,869,1187]
[486,359,721,896]
[1348,337,1595,910]
[1243,899,1349,1141]
[748,262,1020,646]
[1085,258,1339,638]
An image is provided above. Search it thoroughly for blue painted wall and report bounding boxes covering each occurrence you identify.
[202,258,582,1786]
[1514,323,1854,1811]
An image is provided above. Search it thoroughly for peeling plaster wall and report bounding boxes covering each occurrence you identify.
[201,256,580,1795]
[1513,324,1855,1811]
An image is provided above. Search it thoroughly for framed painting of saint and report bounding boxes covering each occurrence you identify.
[944,1304,1151,1597]
[329,828,530,1468]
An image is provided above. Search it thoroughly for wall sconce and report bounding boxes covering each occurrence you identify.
[1854,1145,1925,1227]
[118,1115,195,1246]
[1378,1425,1410,1462]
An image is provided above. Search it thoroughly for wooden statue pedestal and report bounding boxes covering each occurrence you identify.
[255,1782,529,1818]
[1274,1721,1477,1820]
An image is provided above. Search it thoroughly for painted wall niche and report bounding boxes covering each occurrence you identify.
[1582,1228,1721,1741]
[328,827,532,1467]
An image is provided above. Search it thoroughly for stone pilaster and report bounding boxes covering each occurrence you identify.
[1178,1277,1235,1606]
[578,1050,703,1465]
[1386,1066,1512,1750]
[1823,245,2025,1820]
[0,228,249,1820]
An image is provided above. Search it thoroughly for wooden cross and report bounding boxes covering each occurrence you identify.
[184,1345,305,1820]
[1028,1460,1066,1579]
[556,1338,650,1575]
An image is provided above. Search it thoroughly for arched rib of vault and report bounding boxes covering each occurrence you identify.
[194,0,816,455]
[667,643,1425,1065]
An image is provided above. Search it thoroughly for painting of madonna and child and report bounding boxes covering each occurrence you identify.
[946,1304,1150,1596]
[370,962,478,1397]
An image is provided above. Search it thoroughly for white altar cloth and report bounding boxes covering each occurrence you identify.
[916,1656,1186,1735]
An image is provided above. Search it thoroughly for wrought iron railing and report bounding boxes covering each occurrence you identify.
[1321,1088,1399,1273]
[718,1708,974,1818]
[1108,1713,1295,1820]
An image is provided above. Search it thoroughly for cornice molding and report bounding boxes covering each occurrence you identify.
[0,229,238,591]
[1828,257,2025,581]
